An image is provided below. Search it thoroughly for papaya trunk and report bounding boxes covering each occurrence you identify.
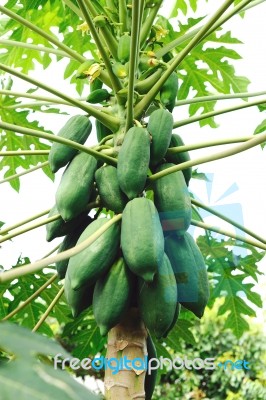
[104,308,147,399]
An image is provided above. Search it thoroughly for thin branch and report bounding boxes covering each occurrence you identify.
[62,0,83,18]
[191,198,266,245]
[155,0,253,60]
[0,63,120,131]
[148,131,266,182]
[0,162,49,185]
[191,219,266,251]
[119,0,128,33]
[139,0,163,48]
[0,39,72,59]
[42,244,61,259]
[0,208,50,235]
[173,97,266,128]
[166,136,253,154]
[135,0,235,118]
[0,5,85,63]
[0,214,122,283]
[32,286,64,332]
[175,90,266,107]
[0,89,86,104]
[125,0,141,132]
[0,200,98,243]
[80,0,118,59]
[242,0,266,11]
[1,274,58,321]
[0,121,118,166]
[0,150,49,156]
[77,0,122,96]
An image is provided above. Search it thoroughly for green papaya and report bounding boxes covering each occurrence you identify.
[138,253,178,339]
[166,134,192,185]
[165,232,209,318]
[48,115,92,173]
[112,62,128,78]
[117,34,131,64]
[121,198,164,282]
[162,302,180,338]
[145,335,158,400]
[93,257,134,336]
[95,165,128,213]
[95,119,112,143]
[117,127,150,199]
[160,72,178,112]
[90,77,103,92]
[46,205,89,242]
[75,59,95,79]
[153,162,191,236]
[147,109,173,167]
[64,271,94,318]
[67,217,121,290]
[86,89,110,104]
[55,152,97,221]
[55,216,92,279]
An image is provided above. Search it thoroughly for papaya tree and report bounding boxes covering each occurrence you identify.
[0,0,265,399]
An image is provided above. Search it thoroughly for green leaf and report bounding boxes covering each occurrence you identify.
[254,119,266,149]
[166,319,196,350]
[0,322,101,400]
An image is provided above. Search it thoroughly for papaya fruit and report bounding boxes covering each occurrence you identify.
[138,253,178,338]
[46,205,89,242]
[95,165,128,213]
[117,127,150,199]
[153,162,191,236]
[90,77,103,92]
[165,232,209,318]
[162,302,180,338]
[55,152,97,221]
[117,34,131,64]
[145,335,158,400]
[121,198,164,282]
[64,271,94,318]
[112,62,128,78]
[86,89,110,104]
[147,109,173,167]
[95,119,112,143]
[93,257,134,336]
[48,115,92,173]
[166,133,192,185]
[75,59,95,79]
[67,217,121,290]
[55,216,92,279]
[160,72,178,112]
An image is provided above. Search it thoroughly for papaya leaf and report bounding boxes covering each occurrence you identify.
[0,322,101,400]
[197,235,263,337]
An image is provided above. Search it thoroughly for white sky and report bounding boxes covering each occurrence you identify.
[0,1,266,322]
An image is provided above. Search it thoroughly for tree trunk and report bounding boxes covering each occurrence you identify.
[104,307,148,399]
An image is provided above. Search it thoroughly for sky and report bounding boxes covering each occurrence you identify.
[0,0,266,317]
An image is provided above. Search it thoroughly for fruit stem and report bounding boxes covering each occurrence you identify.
[0,5,85,63]
[134,0,235,117]
[139,0,163,48]
[192,198,266,245]
[191,219,266,250]
[1,274,58,321]
[0,214,122,283]
[173,97,266,128]
[118,0,128,34]
[32,286,64,332]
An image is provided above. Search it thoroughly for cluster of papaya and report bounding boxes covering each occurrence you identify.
[46,104,209,341]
